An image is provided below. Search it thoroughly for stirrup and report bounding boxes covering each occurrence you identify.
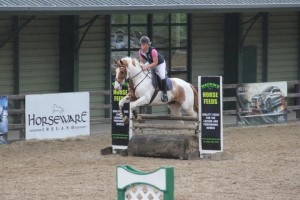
[161,93,168,102]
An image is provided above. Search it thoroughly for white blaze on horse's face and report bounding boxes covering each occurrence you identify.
[114,66,127,90]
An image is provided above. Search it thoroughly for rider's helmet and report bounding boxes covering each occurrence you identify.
[139,36,151,45]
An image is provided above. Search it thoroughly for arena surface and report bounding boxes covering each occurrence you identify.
[0,122,299,200]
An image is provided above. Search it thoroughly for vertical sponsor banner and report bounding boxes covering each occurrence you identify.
[237,81,288,125]
[111,75,130,151]
[0,96,8,144]
[25,92,90,140]
[198,76,223,154]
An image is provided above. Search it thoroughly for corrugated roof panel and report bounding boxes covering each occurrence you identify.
[0,0,299,13]
[0,0,299,7]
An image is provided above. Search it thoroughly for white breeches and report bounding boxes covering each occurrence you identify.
[145,61,166,80]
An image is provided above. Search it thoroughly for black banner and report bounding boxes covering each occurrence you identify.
[111,76,130,148]
[199,76,222,152]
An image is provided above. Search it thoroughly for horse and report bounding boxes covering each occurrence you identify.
[114,56,198,123]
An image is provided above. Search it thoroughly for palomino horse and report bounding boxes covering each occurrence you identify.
[114,56,198,122]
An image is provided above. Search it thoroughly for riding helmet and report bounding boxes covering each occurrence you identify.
[139,36,151,45]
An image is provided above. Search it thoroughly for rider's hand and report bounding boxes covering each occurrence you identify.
[142,66,148,71]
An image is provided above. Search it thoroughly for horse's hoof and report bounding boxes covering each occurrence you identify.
[123,116,129,124]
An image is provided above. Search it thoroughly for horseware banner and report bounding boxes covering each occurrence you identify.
[198,76,223,154]
[111,75,130,152]
[236,81,288,126]
[25,92,90,140]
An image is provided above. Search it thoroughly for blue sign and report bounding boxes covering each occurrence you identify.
[0,96,8,135]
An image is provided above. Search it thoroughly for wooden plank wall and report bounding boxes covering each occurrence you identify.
[0,16,15,95]
[19,16,60,94]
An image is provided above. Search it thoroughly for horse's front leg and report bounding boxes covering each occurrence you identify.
[130,96,149,120]
[119,94,131,123]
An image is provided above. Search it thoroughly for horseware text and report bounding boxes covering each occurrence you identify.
[27,111,88,126]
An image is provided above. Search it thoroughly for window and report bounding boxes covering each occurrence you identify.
[111,13,189,81]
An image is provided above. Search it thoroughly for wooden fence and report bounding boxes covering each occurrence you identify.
[4,80,300,140]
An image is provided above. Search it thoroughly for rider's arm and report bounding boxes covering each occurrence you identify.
[138,50,144,64]
[144,49,158,70]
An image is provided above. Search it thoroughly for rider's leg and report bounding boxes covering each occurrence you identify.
[156,61,168,102]
[161,78,168,102]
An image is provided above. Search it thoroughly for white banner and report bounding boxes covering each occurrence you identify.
[25,92,90,140]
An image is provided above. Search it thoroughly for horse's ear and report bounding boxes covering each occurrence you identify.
[120,59,128,66]
[114,59,120,65]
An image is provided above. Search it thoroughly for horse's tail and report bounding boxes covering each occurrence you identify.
[189,84,199,114]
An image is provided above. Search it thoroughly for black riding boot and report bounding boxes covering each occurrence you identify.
[161,78,168,102]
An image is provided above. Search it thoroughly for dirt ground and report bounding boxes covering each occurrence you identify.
[0,122,299,200]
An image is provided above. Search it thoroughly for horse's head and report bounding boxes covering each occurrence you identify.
[114,59,127,90]
[114,57,142,90]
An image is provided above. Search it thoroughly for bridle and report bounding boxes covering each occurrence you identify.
[115,66,127,86]
[116,60,151,90]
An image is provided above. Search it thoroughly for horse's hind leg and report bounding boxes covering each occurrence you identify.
[181,96,197,117]
[167,102,184,124]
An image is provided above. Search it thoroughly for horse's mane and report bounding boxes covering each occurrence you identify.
[121,57,141,67]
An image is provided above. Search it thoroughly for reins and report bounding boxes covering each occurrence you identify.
[115,58,162,105]
[132,69,151,90]
[119,62,151,90]
[127,65,158,104]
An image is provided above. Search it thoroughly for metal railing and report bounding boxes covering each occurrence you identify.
[4,80,300,139]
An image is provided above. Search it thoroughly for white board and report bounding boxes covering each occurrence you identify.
[25,92,90,140]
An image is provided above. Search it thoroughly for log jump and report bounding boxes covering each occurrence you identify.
[131,114,199,132]
[126,113,201,160]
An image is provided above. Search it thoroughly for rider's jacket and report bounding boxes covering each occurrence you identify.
[139,46,164,65]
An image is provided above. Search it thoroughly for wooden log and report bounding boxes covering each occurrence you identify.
[127,134,199,160]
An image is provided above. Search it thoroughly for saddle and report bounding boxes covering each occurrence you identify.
[151,69,173,91]
[127,69,173,105]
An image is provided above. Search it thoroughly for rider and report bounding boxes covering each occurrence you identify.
[138,36,168,102]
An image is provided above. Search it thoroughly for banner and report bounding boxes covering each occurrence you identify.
[0,96,8,144]
[237,81,288,125]
[25,92,90,140]
[111,75,130,152]
[198,76,223,154]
